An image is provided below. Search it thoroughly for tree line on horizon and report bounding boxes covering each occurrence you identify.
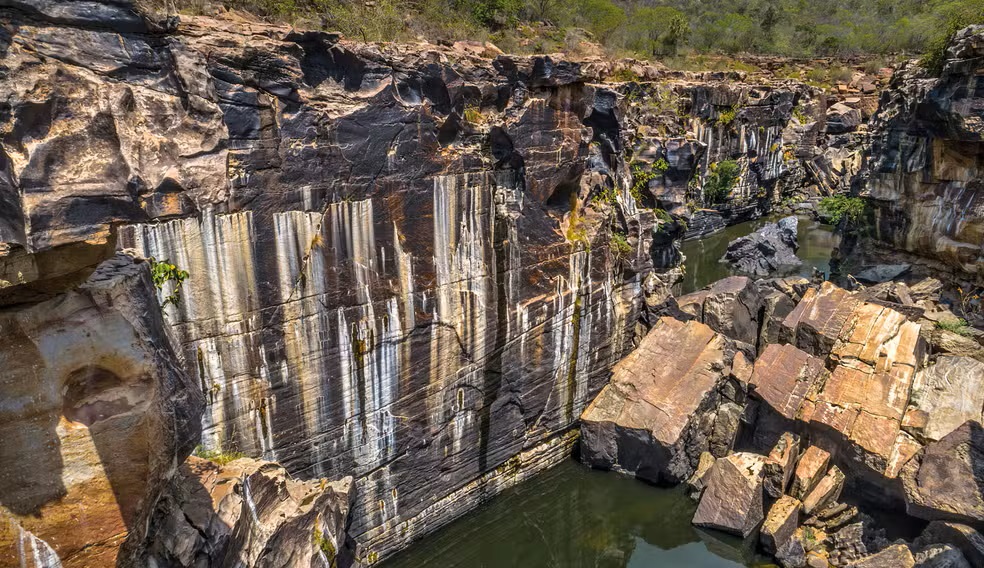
[163,0,984,69]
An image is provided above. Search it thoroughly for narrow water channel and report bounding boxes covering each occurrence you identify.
[382,460,773,568]
[676,214,840,295]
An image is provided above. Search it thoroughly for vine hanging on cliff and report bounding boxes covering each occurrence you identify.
[149,257,190,310]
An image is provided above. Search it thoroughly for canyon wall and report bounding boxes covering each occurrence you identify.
[858,25,984,281]
[0,1,844,564]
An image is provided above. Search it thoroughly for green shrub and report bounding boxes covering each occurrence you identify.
[717,104,740,126]
[920,0,984,76]
[629,162,660,203]
[149,257,190,309]
[936,318,973,336]
[610,231,632,260]
[818,195,867,225]
[702,160,741,204]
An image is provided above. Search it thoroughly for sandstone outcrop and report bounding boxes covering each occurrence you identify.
[691,452,767,538]
[722,216,802,277]
[0,254,204,567]
[580,317,736,484]
[142,457,356,568]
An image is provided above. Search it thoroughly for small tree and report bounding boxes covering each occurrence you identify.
[702,160,741,204]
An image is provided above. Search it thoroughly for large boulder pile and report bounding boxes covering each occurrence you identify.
[581,276,984,567]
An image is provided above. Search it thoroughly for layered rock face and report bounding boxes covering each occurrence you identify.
[0,254,204,567]
[859,26,984,281]
[0,1,849,562]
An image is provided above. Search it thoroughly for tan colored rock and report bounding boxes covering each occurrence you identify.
[781,282,862,356]
[580,317,733,483]
[847,543,914,567]
[692,452,767,538]
[749,343,827,420]
[762,495,802,554]
[802,466,845,515]
[0,254,204,568]
[902,356,984,442]
[792,446,831,500]
[687,451,717,497]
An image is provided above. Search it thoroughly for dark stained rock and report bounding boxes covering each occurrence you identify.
[902,421,984,523]
[854,264,911,284]
[914,521,984,567]
[580,317,734,484]
[854,25,984,285]
[678,276,764,349]
[763,432,801,499]
[722,216,802,277]
[142,457,355,568]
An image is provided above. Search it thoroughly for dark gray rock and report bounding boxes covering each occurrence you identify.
[722,216,802,277]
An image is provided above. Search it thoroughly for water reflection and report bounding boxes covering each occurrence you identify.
[382,460,772,568]
[676,214,839,296]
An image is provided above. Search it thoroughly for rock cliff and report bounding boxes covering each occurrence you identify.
[854,25,984,282]
[0,1,875,565]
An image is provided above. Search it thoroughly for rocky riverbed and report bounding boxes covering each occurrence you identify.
[0,0,982,567]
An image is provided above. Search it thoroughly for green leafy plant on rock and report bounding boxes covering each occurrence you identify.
[818,195,867,225]
[716,103,741,126]
[149,257,190,309]
[610,231,632,261]
[702,160,741,204]
[629,159,668,204]
[313,524,338,567]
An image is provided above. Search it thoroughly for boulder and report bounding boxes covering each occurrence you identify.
[826,102,863,134]
[692,452,767,538]
[792,447,831,500]
[580,317,734,483]
[902,421,984,523]
[722,216,802,277]
[913,521,984,567]
[762,495,803,554]
[764,432,801,499]
[802,466,845,515]
[781,281,863,356]
[854,264,911,284]
[678,276,764,348]
[913,544,972,568]
[903,356,984,443]
[143,457,355,568]
[750,344,827,421]
[847,544,915,567]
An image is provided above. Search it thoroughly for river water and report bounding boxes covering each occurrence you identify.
[383,216,838,568]
[676,214,839,295]
[382,460,773,568]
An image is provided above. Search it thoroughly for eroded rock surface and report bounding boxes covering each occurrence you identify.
[0,254,204,567]
[143,456,356,568]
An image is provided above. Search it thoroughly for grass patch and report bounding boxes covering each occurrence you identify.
[193,445,246,465]
[936,318,973,336]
